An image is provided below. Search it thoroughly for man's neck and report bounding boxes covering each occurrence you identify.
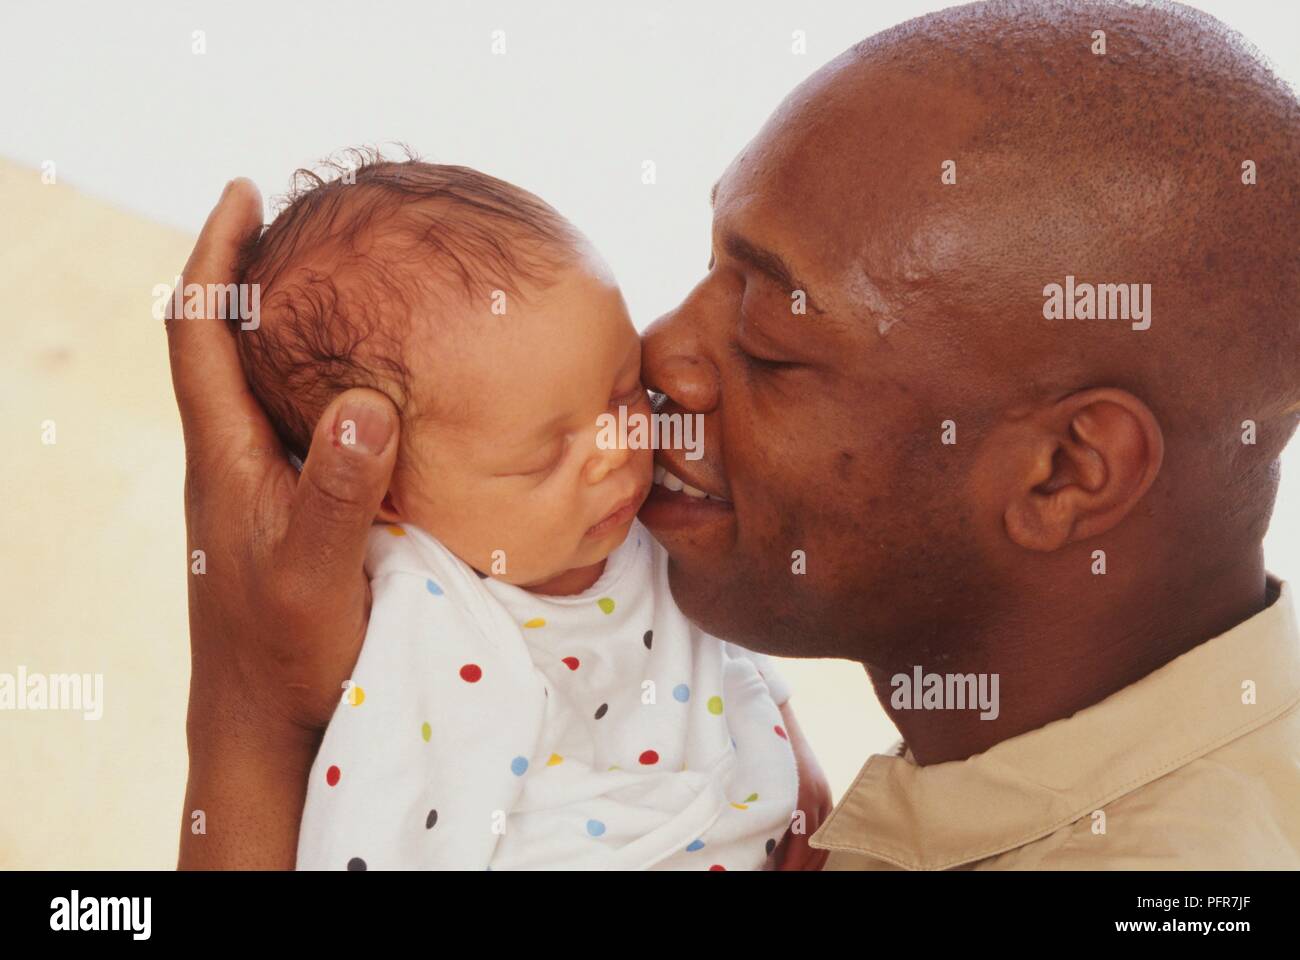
[867,554,1270,766]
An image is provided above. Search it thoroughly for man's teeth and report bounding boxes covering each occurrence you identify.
[652,465,726,501]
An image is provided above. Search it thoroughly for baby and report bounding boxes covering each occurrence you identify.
[235,155,813,870]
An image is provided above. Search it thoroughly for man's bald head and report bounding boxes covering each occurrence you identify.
[641,0,1298,678]
[929,1,1297,548]
[847,0,1299,416]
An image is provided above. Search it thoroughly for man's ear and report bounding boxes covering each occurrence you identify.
[1001,388,1164,552]
[376,491,402,524]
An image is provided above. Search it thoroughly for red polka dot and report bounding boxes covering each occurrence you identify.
[460,664,483,683]
[774,725,788,740]
[562,656,580,671]
[326,765,340,786]
[638,750,659,765]
[709,864,726,871]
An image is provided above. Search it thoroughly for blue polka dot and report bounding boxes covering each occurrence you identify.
[686,839,705,852]
[426,579,444,596]
[587,819,607,837]
[510,756,529,776]
[673,684,691,702]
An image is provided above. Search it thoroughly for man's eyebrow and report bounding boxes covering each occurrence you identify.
[722,231,825,315]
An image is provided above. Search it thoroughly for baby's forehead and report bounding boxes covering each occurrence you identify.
[404,264,639,435]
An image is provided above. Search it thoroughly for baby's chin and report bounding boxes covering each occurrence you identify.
[514,516,638,596]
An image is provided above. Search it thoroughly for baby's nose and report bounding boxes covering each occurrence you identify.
[584,433,634,484]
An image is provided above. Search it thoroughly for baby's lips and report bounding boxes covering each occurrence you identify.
[587,489,645,536]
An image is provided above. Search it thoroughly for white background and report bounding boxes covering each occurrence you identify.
[1,0,1296,798]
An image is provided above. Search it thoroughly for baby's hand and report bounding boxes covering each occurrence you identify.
[774,701,833,871]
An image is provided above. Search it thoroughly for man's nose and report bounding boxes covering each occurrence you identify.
[641,312,721,414]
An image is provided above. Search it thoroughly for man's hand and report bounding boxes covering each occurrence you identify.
[774,701,833,870]
[168,179,400,869]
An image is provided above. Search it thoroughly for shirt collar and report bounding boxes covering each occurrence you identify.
[810,577,1300,870]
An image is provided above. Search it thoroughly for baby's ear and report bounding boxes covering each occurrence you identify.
[376,492,402,524]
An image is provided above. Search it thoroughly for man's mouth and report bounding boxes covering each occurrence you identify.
[652,463,730,502]
[639,456,734,533]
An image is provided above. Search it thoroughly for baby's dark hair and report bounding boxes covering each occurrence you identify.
[235,147,585,460]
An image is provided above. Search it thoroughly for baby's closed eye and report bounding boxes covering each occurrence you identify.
[495,436,569,479]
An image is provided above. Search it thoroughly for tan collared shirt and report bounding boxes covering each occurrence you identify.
[809,578,1300,870]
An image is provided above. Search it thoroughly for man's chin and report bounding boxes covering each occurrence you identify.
[655,552,774,651]
[662,555,741,635]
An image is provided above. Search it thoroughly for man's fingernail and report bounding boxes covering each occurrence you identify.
[337,401,394,456]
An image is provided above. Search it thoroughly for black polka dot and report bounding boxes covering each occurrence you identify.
[765,838,777,856]
[426,809,438,829]
[643,630,653,650]
[594,703,608,720]
[347,857,367,871]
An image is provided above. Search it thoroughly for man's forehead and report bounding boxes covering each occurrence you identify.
[708,57,992,307]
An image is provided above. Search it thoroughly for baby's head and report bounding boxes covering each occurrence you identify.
[236,155,652,590]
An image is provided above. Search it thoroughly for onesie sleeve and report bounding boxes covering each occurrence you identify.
[722,642,793,706]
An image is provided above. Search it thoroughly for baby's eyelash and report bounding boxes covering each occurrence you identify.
[504,437,567,478]
[529,443,566,475]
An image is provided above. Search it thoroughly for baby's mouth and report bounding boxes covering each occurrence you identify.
[586,486,650,537]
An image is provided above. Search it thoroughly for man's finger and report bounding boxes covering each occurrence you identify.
[281,388,400,591]
[165,178,270,450]
[772,826,796,869]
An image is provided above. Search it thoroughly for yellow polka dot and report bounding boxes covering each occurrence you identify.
[597,597,615,615]
[524,617,546,629]
[731,802,749,811]
[547,753,564,766]
[348,684,365,707]
[707,695,724,715]
[386,525,406,537]
[421,722,432,742]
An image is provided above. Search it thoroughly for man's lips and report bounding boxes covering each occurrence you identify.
[651,457,730,502]
[639,455,734,533]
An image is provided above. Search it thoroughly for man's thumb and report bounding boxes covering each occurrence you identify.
[283,388,400,584]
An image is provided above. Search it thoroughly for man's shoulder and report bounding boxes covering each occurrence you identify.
[989,710,1300,870]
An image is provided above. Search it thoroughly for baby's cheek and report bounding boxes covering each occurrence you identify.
[631,445,655,481]
[469,491,577,585]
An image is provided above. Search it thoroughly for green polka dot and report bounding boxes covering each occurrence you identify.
[707,695,724,715]
[745,792,759,803]
[421,722,432,742]
[597,597,615,615]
